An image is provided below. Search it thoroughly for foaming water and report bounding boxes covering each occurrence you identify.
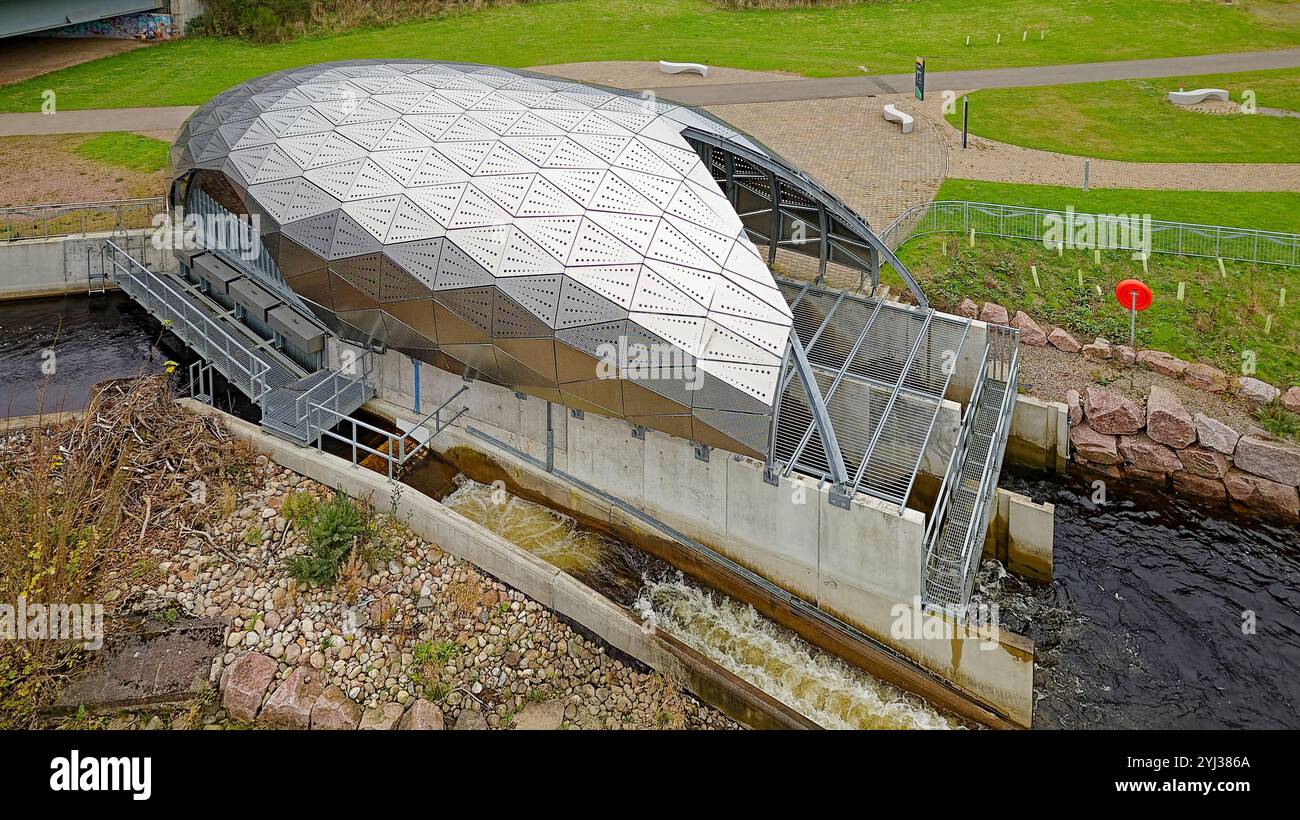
[442,476,958,730]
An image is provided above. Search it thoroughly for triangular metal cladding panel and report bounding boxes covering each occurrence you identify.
[691,370,772,415]
[496,275,562,326]
[275,234,327,278]
[383,237,444,288]
[382,313,438,350]
[430,240,493,290]
[556,277,629,329]
[555,319,627,358]
[330,252,384,300]
[326,269,378,312]
[493,292,552,339]
[384,298,437,340]
[282,211,338,259]
[436,286,495,336]
[329,211,382,259]
[379,257,432,303]
[433,301,489,345]
[496,337,558,384]
[493,347,557,389]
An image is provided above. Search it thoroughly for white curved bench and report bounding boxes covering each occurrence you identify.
[659,60,708,77]
[882,103,913,134]
[1168,88,1229,105]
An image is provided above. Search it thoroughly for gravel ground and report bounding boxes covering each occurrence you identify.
[106,457,735,731]
[0,134,169,205]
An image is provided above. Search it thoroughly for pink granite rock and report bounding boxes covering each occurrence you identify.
[1081,338,1112,361]
[1009,311,1047,346]
[1145,386,1196,449]
[1233,436,1300,486]
[954,298,979,319]
[1047,327,1081,353]
[1119,434,1184,474]
[397,700,446,730]
[1136,350,1188,378]
[1123,466,1169,486]
[260,667,326,729]
[358,702,406,730]
[1173,472,1228,504]
[1179,446,1230,479]
[220,652,277,724]
[1083,386,1144,435]
[1115,345,1136,365]
[1070,423,1120,465]
[1237,377,1280,405]
[310,685,361,730]
[1282,387,1300,415]
[1065,388,1083,426]
[1193,413,1240,455]
[979,301,1009,325]
[1183,362,1232,393]
[1224,469,1300,522]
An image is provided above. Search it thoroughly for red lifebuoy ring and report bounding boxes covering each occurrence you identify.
[1115,279,1153,311]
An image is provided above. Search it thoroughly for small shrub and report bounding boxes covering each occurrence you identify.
[285,493,367,586]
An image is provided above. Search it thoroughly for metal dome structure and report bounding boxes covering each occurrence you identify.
[170,59,925,460]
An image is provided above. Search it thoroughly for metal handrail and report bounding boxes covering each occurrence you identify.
[3,197,167,241]
[880,200,1300,268]
[921,345,990,565]
[104,240,272,402]
[294,349,373,432]
[308,386,469,480]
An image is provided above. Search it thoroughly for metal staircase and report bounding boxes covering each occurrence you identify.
[104,239,465,478]
[921,325,1020,617]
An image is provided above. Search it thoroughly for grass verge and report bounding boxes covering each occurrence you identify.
[71,132,170,174]
[932,179,1300,235]
[887,234,1299,386]
[0,0,1296,111]
[946,67,1300,163]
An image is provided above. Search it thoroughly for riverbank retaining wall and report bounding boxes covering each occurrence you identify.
[0,230,170,300]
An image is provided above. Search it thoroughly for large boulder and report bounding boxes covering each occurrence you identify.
[1224,469,1300,522]
[1183,363,1233,393]
[1047,327,1081,353]
[1179,446,1230,479]
[1282,387,1300,415]
[979,301,1009,325]
[358,702,406,730]
[310,685,362,730]
[397,700,446,730]
[260,667,326,729]
[1114,345,1136,366]
[1237,377,1280,405]
[1136,350,1188,378]
[1083,386,1144,435]
[1233,436,1300,486]
[1070,423,1120,465]
[954,298,979,319]
[1009,311,1047,346]
[1118,434,1184,474]
[220,652,277,724]
[1081,338,1112,361]
[452,709,489,730]
[1193,413,1240,455]
[1145,386,1196,449]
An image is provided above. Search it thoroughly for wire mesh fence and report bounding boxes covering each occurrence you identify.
[0,197,167,242]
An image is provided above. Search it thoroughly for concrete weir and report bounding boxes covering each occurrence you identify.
[179,400,817,730]
[362,346,1039,727]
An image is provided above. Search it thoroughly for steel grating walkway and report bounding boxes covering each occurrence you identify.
[105,241,374,445]
[770,278,971,509]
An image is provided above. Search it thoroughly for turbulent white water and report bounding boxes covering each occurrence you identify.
[443,477,958,730]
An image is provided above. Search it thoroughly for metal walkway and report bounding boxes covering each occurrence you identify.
[104,240,464,478]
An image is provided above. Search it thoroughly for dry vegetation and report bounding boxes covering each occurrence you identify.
[0,377,259,726]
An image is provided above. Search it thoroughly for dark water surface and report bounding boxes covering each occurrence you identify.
[3,294,1297,728]
[1001,465,1300,729]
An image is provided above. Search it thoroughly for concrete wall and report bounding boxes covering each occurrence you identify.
[984,488,1055,582]
[362,344,1036,725]
[1008,394,1069,473]
[0,230,171,300]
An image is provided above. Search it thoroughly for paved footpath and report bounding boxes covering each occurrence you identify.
[4,49,1300,136]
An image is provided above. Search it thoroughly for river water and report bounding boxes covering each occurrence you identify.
[4,294,1297,729]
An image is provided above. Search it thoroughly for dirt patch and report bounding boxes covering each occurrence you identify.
[0,134,168,205]
[529,60,799,90]
[0,36,149,87]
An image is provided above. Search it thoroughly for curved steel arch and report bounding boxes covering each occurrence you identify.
[679,125,928,309]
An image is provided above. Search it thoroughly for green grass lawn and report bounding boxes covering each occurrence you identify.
[947,67,1300,163]
[887,234,1299,386]
[934,179,1300,234]
[1,0,1298,112]
[71,132,170,173]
